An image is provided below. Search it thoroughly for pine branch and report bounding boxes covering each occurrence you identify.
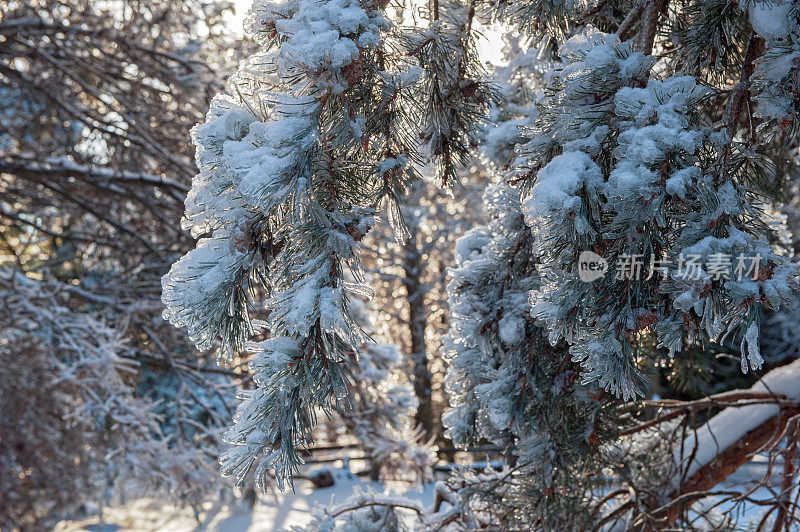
[0,155,190,194]
[639,0,664,55]
[616,1,645,39]
[649,359,800,524]
[663,410,799,524]
[720,30,766,184]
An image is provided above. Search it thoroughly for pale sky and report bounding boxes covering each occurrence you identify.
[226,0,506,65]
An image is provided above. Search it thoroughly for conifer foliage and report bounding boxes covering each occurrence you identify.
[163,0,800,529]
[437,1,800,529]
[520,29,798,400]
[162,0,492,489]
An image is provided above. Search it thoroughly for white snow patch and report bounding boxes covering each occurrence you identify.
[54,469,435,532]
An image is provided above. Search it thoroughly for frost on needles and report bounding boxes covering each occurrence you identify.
[162,0,402,490]
[161,0,492,490]
[518,29,799,400]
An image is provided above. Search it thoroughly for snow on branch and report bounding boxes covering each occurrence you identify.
[673,358,800,489]
[0,155,190,193]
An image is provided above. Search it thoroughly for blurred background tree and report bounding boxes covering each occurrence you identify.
[0,1,246,527]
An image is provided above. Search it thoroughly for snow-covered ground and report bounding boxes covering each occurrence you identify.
[53,461,784,531]
[54,469,435,532]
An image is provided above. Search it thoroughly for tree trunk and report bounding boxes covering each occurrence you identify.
[402,226,434,439]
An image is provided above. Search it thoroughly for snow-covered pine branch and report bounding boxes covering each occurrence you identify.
[289,480,469,531]
[441,180,611,528]
[401,0,498,186]
[518,28,798,400]
[439,3,800,529]
[672,357,800,490]
[162,0,483,490]
[150,0,800,527]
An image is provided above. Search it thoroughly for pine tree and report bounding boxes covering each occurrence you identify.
[161,0,800,528]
